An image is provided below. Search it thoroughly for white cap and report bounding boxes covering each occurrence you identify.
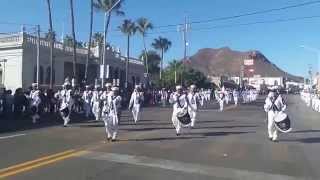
[176,85,182,90]
[94,84,100,88]
[111,87,119,91]
[105,83,112,87]
[32,83,38,87]
[135,85,141,89]
[190,84,196,89]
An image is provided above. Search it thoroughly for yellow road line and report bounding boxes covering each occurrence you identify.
[0,150,87,179]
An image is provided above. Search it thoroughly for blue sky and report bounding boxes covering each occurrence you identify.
[1,0,320,77]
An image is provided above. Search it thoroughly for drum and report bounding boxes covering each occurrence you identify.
[274,112,292,133]
[176,108,191,125]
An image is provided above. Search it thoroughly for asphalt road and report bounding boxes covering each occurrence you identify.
[0,95,319,180]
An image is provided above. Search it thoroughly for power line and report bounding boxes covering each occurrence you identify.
[144,15,320,35]
[153,0,320,29]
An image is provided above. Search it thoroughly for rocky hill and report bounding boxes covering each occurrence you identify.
[186,47,303,82]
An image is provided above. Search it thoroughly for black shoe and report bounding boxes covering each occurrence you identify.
[268,137,272,141]
[272,139,279,143]
[111,139,116,142]
[107,137,111,142]
[176,133,180,136]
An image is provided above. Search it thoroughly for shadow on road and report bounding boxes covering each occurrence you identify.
[291,130,320,134]
[282,137,320,144]
[193,125,259,130]
[189,131,256,137]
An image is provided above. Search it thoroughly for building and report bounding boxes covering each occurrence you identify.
[0,32,144,91]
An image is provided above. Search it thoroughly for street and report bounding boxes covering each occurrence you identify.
[0,95,319,180]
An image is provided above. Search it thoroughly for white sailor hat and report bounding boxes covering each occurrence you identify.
[135,85,141,89]
[111,86,119,91]
[94,84,100,89]
[176,85,182,90]
[85,85,90,88]
[190,84,196,89]
[105,83,112,87]
[32,83,38,87]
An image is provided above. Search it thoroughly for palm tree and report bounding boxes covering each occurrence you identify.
[69,0,77,79]
[45,0,54,88]
[152,37,172,80]
[118,19,136,88]
[136,17,153,74]
[85,0,94,82]
[93,0,124,86]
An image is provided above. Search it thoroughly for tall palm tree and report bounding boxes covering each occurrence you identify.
[85,0,94,82]
[69,0,77,79]
[152,37,172,80]
[45,0,54,88]
[136,17,153,74]
[118,19,136,88]
[93,0,124,86]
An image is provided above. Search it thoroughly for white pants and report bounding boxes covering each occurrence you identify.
[104,113,119,139]
[132,104,141,123]
[219,100,224,111]
[172,110,182,134]
[267,111,278,140]
[188,108,197,127]
[92,102,101,121]
[234,97,238,106]
[61,109,71,126]
[83,102,91,118]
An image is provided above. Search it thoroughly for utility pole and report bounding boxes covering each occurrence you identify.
[178,15,189,86]
[36,25,40,85]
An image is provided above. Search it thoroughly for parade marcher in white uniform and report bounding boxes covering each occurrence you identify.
[187,85,200,128]
[233,89,239,106]
[100,83,112,139]
[264,89,287,142]
[169,85,189,136]
[129,85,144,124]
[30,83,41,124]
[104,86,122,142]
[216,90,225,112]
[92,85,101,121]
[60,83,73,127]
[82,85,92,118]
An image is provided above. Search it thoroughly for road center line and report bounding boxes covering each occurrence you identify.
[0,149,87,179]
[0,134,26,140]
[81,151,301,180]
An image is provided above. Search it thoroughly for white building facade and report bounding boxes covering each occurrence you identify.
[0,32,144,91]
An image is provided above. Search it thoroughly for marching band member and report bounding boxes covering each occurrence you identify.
[82,85,92,118]
[187,85,200,128]
[129,85,144,124]
[101,83,112,139]
[216,90,225,112]
[169,85,188,136]
[92,85,101,121]
[105,86,122,142]
[264,89,287,142]
[233,89,239,106]
[30,83,41,124]
[60,83,72,127]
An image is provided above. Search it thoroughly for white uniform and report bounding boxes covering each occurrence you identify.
[60,89,72,126]
[91,90,101,121]
[187,92,200,127]
[169,92,188,134]
[30,90,41,124]
[216,92,225,112]
[264,92,286,141]
[233,90,239,106]
[82,90,92,118]
[129,91,144,123]
[105,93,122,140]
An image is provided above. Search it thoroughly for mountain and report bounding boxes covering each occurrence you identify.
[186,47,303,82]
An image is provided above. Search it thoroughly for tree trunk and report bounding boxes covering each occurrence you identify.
[101,12,111,86]
[125,35,130,88]
[70,0,77,79]
[142,35,148,74]
[85,0,93,83]
[160,48,164,80]
[46,0,54,88]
